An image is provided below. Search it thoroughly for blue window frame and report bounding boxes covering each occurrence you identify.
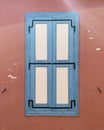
[25,12,79,116]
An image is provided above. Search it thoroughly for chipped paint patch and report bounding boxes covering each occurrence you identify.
[8,74,17,79]
[13,63,20,65]
[89,37,94,40]
[98,87,102,94]
[8,68,13,72]
[88,30,91,33]
[2,88,7,94]
[96,48,101,51]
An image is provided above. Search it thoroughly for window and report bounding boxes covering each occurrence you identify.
[25,12,79,116]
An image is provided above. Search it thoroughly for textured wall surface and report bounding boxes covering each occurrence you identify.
[0,0,104,130]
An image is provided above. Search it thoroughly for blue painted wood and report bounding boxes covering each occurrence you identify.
[74,13,79,116]
[25,14,31,115]
[26,108,78,116]
[25,12,79,116]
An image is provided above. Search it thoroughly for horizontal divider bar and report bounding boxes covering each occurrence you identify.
[28,19,75,33]
[28,62,76,69]
[30,19,73,21]
[28,100,76,109]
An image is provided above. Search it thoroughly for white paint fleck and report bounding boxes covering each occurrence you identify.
[8,74,17,79]
[8,68,13,72]
[89,37,94,40]
[96,48,101,51]
[88,30,91,33]
[13,63,20,65]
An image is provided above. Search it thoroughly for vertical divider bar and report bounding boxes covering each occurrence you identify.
[52,19,55,107]
[30,25,35,104]
[52,21,56,107]
[30,65,35,104]
[31,23,35,62]
[52,65,56,107]
[51,20,54,108]
[48,21,53,63]
[74,14,79,113]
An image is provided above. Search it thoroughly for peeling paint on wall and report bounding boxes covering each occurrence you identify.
[13,63,20,65]
[87,30,91,33]
[88,37,94,40]
[8,68,13,72]
[98,87,102,94]
[8,74,17,79]
[96,48,101,51]
[1,88,7,94]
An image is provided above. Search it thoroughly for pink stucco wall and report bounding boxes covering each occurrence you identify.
[0,0,104,130]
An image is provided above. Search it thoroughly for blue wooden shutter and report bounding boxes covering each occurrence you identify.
[25,12,79,116]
